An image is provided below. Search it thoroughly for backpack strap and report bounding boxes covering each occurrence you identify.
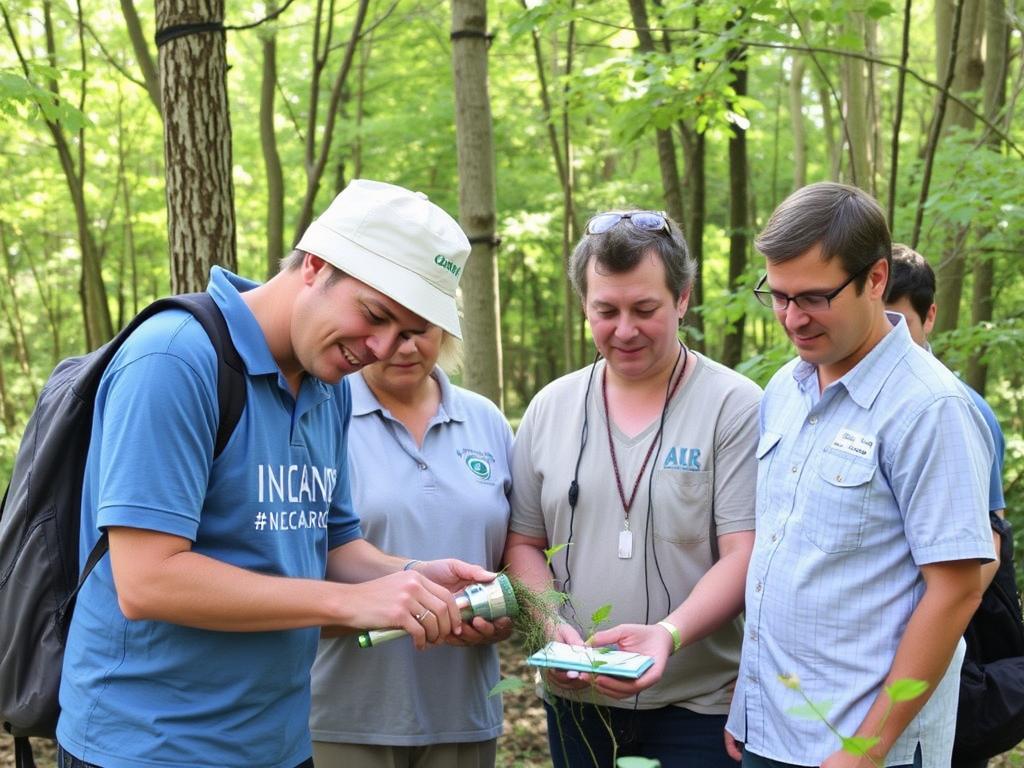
[157,293,247,458]
[13,735,36,768]
[57,292,247,625]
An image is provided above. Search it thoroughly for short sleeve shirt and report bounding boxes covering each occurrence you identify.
[726,314,994,766]
[58,267,361,768]
[510,352,761,713]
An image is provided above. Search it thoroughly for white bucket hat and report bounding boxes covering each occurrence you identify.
[296,179,471,338]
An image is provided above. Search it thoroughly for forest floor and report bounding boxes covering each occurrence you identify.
[2,643,1021,767]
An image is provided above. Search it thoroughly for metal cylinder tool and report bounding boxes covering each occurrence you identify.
[357,573,519,648]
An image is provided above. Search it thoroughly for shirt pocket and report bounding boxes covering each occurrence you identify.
[755,431,783,515]
[652,469,712,545]
[802,450,877,553]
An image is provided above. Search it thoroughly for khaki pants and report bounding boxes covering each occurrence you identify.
[312,739,497,768]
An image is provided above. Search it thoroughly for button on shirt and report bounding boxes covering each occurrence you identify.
[726,313,994,766]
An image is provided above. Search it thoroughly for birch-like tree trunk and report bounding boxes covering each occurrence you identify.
[157,0,236,293]
[452,0,503,407]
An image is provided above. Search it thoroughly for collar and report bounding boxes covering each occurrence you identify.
[794,311,914,409]
[350,365,465,422]
[207,266,282,376]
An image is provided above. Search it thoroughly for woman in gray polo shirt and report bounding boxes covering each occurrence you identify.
[309,327,513,768]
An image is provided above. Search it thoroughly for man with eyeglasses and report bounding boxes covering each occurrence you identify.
[724,182,994,768]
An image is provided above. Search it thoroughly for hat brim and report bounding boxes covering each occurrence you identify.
[298,223,463,339]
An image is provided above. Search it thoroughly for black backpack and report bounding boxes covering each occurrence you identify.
[0,293,246,767]
[953,512,1024,761]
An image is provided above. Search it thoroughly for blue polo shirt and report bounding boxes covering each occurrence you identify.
[726,313,994,766]
[57,267,361,768]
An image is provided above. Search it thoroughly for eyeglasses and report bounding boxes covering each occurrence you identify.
[753,262,872,313]
[585,211,669,235]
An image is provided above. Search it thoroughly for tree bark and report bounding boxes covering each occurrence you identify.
[451,0,503,407]
[260,3,285,279]
[157,0,236,293]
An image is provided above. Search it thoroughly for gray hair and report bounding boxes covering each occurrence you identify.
[569,212,695,301]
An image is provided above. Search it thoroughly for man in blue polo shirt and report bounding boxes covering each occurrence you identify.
[725,183,994,767]
[56,179,494,768]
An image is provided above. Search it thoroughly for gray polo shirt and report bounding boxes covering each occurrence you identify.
[310,368,512,746]
[510,352,761,713]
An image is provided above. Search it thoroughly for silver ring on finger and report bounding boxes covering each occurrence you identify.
[415,609,430,623]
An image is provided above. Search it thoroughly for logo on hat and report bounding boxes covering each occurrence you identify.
[434,254,462,278]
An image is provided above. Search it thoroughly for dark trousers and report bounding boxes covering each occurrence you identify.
[58,744,315,768]
[544,697,735,768]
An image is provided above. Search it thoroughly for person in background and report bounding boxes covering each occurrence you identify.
[886,244,1009,768]
[505,209,762,766]
[725,182,993,768]
[56,179,493,768]
[310,323,513,768]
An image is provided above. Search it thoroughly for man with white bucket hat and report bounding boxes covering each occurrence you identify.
[56,179,494,768]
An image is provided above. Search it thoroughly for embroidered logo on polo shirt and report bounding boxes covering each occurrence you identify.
[458,448,494,482]
[663,446,702,471]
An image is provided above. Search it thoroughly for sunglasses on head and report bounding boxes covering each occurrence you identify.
[585,211,669,235]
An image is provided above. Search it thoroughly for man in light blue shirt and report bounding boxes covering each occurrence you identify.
[725,183,994,767]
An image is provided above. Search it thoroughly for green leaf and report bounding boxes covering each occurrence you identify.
[785,700,833,720]
[885,678,929,702]
[543,543,569,566]
[841,735,880,756]
[866,0,895,18]
[487,677,526,697]
[590,603,612,626]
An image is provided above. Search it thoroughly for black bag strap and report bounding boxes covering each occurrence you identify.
[57,292,247,624]
[14,735,36,768]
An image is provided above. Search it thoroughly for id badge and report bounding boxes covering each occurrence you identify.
[618,530,633,559]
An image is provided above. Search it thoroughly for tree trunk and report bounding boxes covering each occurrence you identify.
[523,0,579,374]
[120,0,161,114]
[260,2,285,279]
[627,0,687,284]
[933,0,984,334]
[292,0,370,243]
[721,44,748,369]
[966,0,1008,394]
[451,0,503,407]
[888,0,913,227]
[839,13,871,190]
[156,0,236,293]
[789,55,807,191]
